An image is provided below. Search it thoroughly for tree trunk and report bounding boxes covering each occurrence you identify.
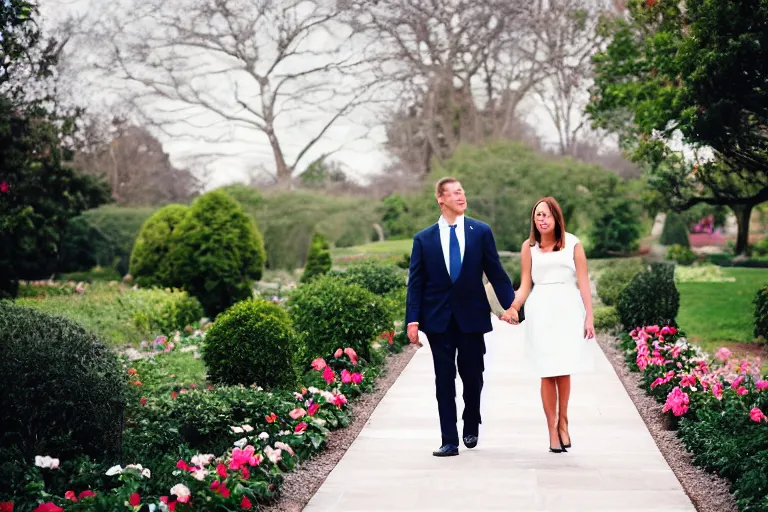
[266,130,292,187]
[732,204,753,255]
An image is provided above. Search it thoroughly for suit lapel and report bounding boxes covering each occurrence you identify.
[432,224,452,282]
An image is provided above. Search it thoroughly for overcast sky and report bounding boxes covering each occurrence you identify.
[42,0,570,189]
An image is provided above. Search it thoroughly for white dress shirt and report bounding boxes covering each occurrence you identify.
[438,214,465,275]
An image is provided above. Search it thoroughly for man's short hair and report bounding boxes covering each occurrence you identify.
[435,177,459,198]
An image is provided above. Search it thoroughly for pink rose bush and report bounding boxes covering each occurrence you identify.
[304,346,368,399]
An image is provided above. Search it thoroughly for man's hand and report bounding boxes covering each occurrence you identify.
[500,306,519,325]
[407,323,420,344]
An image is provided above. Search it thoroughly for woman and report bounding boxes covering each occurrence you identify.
[501,197,595,453]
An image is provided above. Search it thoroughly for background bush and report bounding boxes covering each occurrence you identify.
[168,191,266,316]
[594,306,620,332]
[332,259,406,295]
[288,275,391,364]
[596,259,645,306]
[0,302,127,494]
[660,211,690,247]
[588,198,642,257]
[666,244,697,265]
[119,288,204,335]
[203,298,299,389]
[617,263,680,329]
[59,205,157,276]
[301,232,332,283]
[129,204,189,287]
[754,284,768,341]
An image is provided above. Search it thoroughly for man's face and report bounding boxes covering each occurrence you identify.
[439,182,467,215]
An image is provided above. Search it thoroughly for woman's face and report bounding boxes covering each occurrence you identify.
[534,201,555,236]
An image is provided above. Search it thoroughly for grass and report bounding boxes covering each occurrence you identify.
[677,267,767,353]
[132,350,208,394]
[332,239,413,258]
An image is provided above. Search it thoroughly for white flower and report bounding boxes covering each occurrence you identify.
[258,432,270,440]
[264,446,282,464]
[142,468,152,479]
[190,468,208,481]
[191,453,215,467]
[242,424,254,432]
[105,465,122,476]
[170,483,191,503]
[277,430,291,436]
[34,455,60,470]
[234,437,248,448]
[308,386,320,394]
[230,426,244,434]
[274,441,295,456]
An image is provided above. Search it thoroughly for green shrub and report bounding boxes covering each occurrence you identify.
[660,212,690,247]
[333,259,406,295]
[120,288,204,335]
[754,285,768,341]
[203,298,299,389]
[168,191,266,316]
[129,204,189,287]
[594,306,620,332]
[617,263,680,329]
[588,198,642,257]
[60,266,122,282]
[288,275,391,364]
[674,264,735,283]
[596,259,644,306]
[666,244,697,265]
[301,232,332,283]
[59,205,157,275]
[0,303,127,494]
[501,256,522,289]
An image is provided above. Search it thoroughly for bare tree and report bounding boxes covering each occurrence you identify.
[84,0,380,187]
[531,0,615,156]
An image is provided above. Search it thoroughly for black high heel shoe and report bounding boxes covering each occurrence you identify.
[558,431,572,449]
[549,445,567,453]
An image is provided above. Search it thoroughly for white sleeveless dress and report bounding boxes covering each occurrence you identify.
[524,232,593,378]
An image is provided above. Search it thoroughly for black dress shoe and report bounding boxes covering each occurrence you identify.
[463,435,478,449]
[432,444,459,457]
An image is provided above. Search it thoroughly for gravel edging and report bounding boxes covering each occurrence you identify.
[261,344,419,512]
[596,333,738,512]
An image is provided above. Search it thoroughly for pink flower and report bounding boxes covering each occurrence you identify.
[78,491,95,500]
[264,446,282,464]
[756,380,768,390]
[712,381,724,400]
[295,422,307,433]
[129,493,140,507]
[662,387,690,417]
[731,376,745,389]
[65,491,77,502]
[32,503,62,512]
[344,347,359,365]
[170,484,190,503]
[750,407,766,422]
[737,386,749,396]
[679,374,697,388]
[334,348,343,358]
[275,441,295,456]
[646,325,660,335]
[307,403,320,416]
[341,369,352,384]
[289,408,306,420]
[322,366,336,384]
[351,372,363,385]
[332,393,348,408]
[176,460,190,471]
[311,358,327,371]
[140,397,147,406]
[229,446,261,470]
[216,463,227,478]
[241,496,253,509]
[715,347,732,362]
[661,326,677,336]
[241,466,250,480]
[0,182,9,193]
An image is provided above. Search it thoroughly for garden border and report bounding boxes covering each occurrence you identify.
[596,333,738,512]
[262,344,419,511]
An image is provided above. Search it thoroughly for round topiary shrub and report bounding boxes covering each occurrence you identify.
[301,232,332,283]
[288,275,391,363]
[617,263,680,330]
[129,204,190,287]
[666,244,697,266]
[660,212,690,247]
[754,285,768,341]
[0,303,127,483]
[168,191,267,317]
[597,260,644,306]
[203,298,299,389]
[334,259,406,295]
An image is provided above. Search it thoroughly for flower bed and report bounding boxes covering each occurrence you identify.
[619,326,768,511]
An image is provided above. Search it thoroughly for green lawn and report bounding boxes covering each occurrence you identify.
[332,239,413,258]
[677,267,767,351]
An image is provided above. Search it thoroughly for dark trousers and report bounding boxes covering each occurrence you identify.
[426,316,486,446]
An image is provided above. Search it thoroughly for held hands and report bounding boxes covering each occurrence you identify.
[584,315,596,340]
[500,306,519,325]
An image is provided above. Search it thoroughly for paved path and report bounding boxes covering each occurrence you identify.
[305,317,695,512]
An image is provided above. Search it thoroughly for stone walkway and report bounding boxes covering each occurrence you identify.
[304,317,695,511]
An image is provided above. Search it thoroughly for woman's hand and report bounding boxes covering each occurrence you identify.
[584,315,595,340]
[500,306,520,325]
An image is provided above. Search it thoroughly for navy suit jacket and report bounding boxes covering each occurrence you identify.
[405,217,514,334]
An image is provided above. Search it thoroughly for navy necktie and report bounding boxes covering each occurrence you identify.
[449,224,461,282]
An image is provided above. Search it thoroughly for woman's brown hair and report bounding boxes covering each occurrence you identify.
[528,197,566,251]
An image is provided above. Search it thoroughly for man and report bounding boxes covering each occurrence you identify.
[406,177,515,457]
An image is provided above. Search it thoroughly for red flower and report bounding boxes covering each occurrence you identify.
[171,391,178,400]
[265,413,277,423]
[129,493,141,507]
[78,490,95,499]
[307,403,320,416]
[216,463,228,479]
[0,502,13,512]
[241,496,253,509]
[127,368,137,375]
[64,491,78,502]
[176,460,190,471]
[140,397,147,406]
[294,421,307,433]
[241,467,250,480]
[0,182,9,193]
[33,503,62,512]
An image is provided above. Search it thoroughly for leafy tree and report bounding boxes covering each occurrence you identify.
[301,233,332,283]
[588,198,642,257]
[588,0,768,254]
